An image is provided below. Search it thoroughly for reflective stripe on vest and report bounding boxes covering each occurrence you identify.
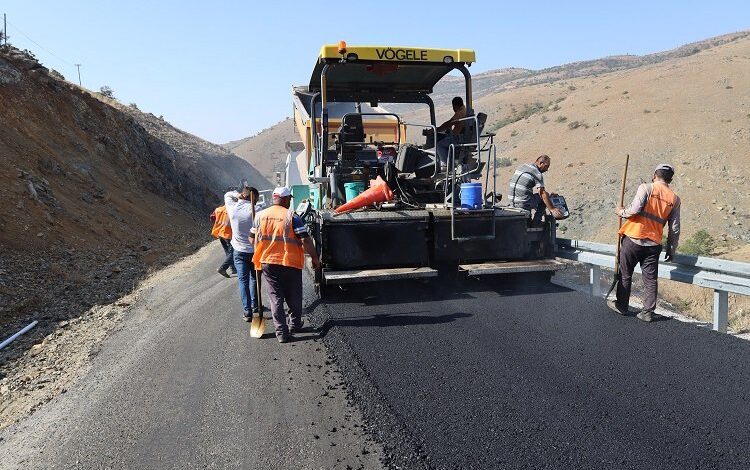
[252,205,304,270]
[619,182,676,244]
[211,206,232,239]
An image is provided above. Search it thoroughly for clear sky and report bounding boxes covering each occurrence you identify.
[2,1,748,144]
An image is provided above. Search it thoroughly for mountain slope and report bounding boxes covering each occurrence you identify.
[229,31,749,251]
[223,117,298,183]
[0,46,268,335]
[479,33,749,247]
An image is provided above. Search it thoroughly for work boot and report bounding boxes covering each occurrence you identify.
[217,267,230,278]
[277,333,291,344]
[243,311,252,322]
[606,300,630,316]
[636,310,654,322]
[289,319,305,334]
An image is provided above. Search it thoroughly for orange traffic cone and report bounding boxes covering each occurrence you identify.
[335,177,393,213]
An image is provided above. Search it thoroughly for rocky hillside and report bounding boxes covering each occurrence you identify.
[419,31,750,111]
[475,33,750,253]
[0,46,268,339]
[223,117,298,183]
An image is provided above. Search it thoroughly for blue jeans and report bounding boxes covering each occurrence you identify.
[233,251,257,316]
[436,133,457,166]
[218,237,235,273]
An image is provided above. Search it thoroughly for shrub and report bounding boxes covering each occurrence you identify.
[568,121,580,129]
[496,157,513,167]
[510,129,518,137]
[556,116,567,123]
[99,86,115,99]
[487,102,545,131]
[679,229,716,256]
[541,115,549,123]
[568,85,577,91]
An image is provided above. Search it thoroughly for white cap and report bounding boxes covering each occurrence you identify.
[655,163,674,172]
[272,186,292,198]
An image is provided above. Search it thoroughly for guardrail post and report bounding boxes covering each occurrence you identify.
[590,265,602,297]
[713,290,728,333]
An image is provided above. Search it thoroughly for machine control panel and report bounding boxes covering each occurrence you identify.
[550,194,570,219]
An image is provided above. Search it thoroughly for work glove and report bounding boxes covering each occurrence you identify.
[664,251,674,262]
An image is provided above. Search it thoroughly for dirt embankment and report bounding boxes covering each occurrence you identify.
[0,46,267,366]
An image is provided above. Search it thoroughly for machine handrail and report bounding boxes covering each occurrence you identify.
[402,121,439,177]
[338,112,402,149]
[443,114,497,241]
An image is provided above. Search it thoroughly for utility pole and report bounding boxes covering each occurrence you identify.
[2,13,7,47]
[74,63,82,86]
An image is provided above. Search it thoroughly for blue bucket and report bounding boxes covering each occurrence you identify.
[460,183,483,210]
[344,181,366,202]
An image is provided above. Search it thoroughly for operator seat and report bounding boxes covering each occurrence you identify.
[338,114,365,161]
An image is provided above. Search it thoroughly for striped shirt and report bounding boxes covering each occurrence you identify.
[508,163,545,209]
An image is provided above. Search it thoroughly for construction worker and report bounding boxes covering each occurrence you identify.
[609,163,681,322]
[225,186,260,321]
[434,96,467,164]
[508,155,565,221]
[251,187,321,343]
[210,204,236,277]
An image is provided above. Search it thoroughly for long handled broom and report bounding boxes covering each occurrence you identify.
[605,154,629,299]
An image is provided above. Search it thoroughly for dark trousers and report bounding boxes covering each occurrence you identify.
[218,237,235,272]
[616,236,662,312]
[261,264,303,337]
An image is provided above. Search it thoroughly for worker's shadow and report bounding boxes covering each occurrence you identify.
[315,311,472,338]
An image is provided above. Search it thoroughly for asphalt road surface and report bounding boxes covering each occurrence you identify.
[312,275,750,469]
[3,243,750,469]
[0,245,383,469]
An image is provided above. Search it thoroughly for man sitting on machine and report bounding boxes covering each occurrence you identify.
[423,97,467,165]
[508,154,565,222]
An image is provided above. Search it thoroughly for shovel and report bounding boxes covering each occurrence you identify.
[250,270,266,338]
[606,154,629,299]
[248,191,266,339]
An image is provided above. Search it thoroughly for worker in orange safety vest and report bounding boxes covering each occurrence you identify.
[210,204,236,277]
[609,163,681,322]
[251,187,320,343]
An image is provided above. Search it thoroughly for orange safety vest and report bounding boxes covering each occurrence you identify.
[252,205,304,270]
[619,182,677,244]
[211,205,232,239]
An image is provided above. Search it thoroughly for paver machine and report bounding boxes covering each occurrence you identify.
[290,42,566,296]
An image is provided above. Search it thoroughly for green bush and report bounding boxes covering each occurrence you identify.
[679,229,716,256]
[487,102,545,132]
[496,157,513,167]
[99,86,115,99]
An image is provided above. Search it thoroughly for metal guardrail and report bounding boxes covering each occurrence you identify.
[555,238,750,333]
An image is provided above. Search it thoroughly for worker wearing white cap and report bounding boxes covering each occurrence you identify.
[251,187,321,343]
[609,163,681,322]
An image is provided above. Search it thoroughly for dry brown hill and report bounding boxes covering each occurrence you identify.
[223,117,298,183]
[0,46,268,337]
[477,34,749,250]
[231,31,749,255]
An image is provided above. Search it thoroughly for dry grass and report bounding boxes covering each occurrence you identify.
[660,280,750,333]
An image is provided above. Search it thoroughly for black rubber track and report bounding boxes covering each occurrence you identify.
[308,275,750,470]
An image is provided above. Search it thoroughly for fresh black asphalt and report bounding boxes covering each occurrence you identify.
[309,275,750,469]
